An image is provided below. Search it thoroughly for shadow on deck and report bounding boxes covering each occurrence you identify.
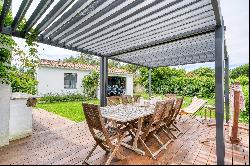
[0,109,249,165]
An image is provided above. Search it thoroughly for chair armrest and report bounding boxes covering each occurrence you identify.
[204,105,215,109]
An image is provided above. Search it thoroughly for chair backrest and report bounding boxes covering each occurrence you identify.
[165,94,177,102]
[107,96,121,106]
[127,95,133,103]
[142,101,165,139]
[162,99,175,122]
[82,103,112,147]
[133,95,141,103]
[121,95,133,104]
[184,97,207,113]
[167,97,184,126]
[173,97,184,118]
[152,101,165,124]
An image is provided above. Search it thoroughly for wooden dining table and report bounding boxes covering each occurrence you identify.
[100,104,155,156]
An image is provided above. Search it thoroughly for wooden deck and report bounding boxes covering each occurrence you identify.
[0,108,249,165]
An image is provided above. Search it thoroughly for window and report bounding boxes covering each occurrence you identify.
[64,73,77,89]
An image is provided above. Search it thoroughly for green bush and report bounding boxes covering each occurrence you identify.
[230,64,249,79]
[0,4,39,94]
[82,70,100,99]
[39,93,85,104]
[233,75,249,86]
[139,67,215,98]
[9,67,38,95]
[190,67,215,77]
[240,85,249,123]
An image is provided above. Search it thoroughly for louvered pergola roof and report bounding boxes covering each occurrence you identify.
[0,0,224,68]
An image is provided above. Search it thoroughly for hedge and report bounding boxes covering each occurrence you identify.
[39,93,86,104]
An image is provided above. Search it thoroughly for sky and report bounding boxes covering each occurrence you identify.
[11,0,249,71]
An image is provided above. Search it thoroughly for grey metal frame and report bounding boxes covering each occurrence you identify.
[148,68,152,98]
[225,52,230,123]
[0,0,12,30]
[0,0,228,164]
[11,0,33,32]
[215,21,225,165]
[100,56,108,107]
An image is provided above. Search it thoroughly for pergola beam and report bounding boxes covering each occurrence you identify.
[37,36,102,57]
[50,0,112,41]
[107,28,215,58]
[24,0,54,34]
[69,0,181,48]
[0,0,12,31]
[11,0,33,32]
[35,0,75,34]
[75,0,211,50]
[41,0,92,38]
[211,0,222,26]
[88,11,215,53]
[60,0,146,45]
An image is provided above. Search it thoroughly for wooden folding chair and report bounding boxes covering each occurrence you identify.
[121,95,133,105]
[133,95,141,103]
[107,96,121,106]
[165,94,177,102]
[179,96,207,124]
[163,97,184,139]
[160,99,176,139]
[138,101,173,159]
[82,103,127,165]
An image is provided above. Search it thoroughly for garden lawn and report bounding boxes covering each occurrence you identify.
[36,99,99,122]
[36,94,247,124]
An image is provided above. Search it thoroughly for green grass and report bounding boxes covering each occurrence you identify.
[37,93,247,124]
[36,99,99,122]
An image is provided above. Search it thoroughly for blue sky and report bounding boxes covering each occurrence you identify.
[12,0,249,71]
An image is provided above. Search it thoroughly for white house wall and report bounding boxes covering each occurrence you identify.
[36,67,90,95]
[36,67,133,97]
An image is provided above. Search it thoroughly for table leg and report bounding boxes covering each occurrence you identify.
[133,117,143,147]
[121,117,145,156]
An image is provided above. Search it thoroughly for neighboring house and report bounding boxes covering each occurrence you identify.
[36,59,133,98]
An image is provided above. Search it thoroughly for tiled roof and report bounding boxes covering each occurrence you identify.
[39,59,131,75]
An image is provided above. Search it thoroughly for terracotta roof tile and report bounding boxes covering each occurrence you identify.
[39,59,131,75]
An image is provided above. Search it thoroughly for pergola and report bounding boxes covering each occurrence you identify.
[0,0,229,164]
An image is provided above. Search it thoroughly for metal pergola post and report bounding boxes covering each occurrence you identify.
[148,68,152,98]
[225,55,230,123]
[100,56,108,107]
[215,22,225,165]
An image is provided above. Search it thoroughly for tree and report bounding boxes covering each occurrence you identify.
[230,63,249,79]
[108,59,121,68]
[82,70,100,99]
[0,4,39,94]
[190,67,215,77]
[63,53,100,65]
[121,64,140,73]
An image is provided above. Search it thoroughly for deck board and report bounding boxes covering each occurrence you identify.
[0,109,248,165]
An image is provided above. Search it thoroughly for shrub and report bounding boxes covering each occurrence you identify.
[233,76,249,86]
[230,64,249,79]
[139,67,215,98]
[9,67,38,95]
[39,93,85,104]
[82,70,100,99]
[190,67,215,77]
[240,85,249,123]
